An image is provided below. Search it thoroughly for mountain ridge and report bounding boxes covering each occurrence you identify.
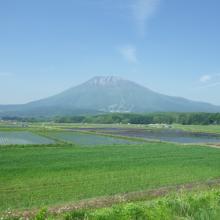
[0,76,219,117]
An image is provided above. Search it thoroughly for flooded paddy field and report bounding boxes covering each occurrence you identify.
[46,131,140,146]
[0,131,55,145]
[72,127,220,144]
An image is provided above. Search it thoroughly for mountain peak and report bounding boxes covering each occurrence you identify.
[86,76,124,86]
[1,76,220,117]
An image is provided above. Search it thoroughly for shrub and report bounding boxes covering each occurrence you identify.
[65,210,87,220]
[34,208,48,220]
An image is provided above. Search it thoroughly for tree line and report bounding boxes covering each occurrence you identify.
[54,112,220,125]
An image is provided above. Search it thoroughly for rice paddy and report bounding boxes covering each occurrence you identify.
[0,131,54,145]
[72,127,220,144]
[0,122,220,216]
[1,141,220,211]
[46,131,139,146]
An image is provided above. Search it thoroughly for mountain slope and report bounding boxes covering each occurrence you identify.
[0,76,219,117]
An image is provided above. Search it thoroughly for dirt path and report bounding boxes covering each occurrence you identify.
[207,144,220,149]
[186,143,220,149]
[2,178,220,219]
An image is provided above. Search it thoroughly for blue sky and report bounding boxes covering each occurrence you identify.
[0,0,220,105]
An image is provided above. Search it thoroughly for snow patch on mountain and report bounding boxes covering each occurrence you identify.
[86,76,124,86]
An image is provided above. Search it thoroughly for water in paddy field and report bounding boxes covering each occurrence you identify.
[48,131,139,146]
[73,127,220,144]
[0,131,55,145]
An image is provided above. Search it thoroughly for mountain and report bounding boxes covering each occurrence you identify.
[0,76,220,117]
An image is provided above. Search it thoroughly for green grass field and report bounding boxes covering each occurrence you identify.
[62,188,220,220]
[1,141,220,212]
[173,124,220,134]
[0,122,220,218]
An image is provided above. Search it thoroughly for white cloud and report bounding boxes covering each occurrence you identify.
[199,74,212,83]
[198,73,220,89]
[132,0,161,35]
[118,45,138,63]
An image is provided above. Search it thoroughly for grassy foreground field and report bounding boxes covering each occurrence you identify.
[1,142,220,212]
[62,188,220,220]
[1,186,220,219]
